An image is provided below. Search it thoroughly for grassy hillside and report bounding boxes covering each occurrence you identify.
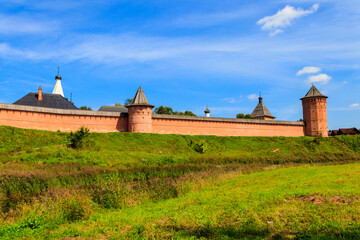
[1,163,360,239]
[1,126,360,168]
[0,126,360,239]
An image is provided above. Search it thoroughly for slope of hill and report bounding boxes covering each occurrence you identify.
[1,126,360,168]
[0,126,360,239]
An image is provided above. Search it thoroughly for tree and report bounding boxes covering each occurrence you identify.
[236,113,253,119]
[79,106,92,111]
[124,98,132,106]
[183,111,196,116]
[154,106,197,116]
[173,111,183,115]
[236,113,245,119]
[114,103,123,106]
[154,106,174,115]
[245,114,253,119]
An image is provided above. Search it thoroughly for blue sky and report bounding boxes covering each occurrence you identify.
[0,0,359,129]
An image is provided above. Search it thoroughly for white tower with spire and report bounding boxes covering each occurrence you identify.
[204,105,210,117]
[52,67,64,97]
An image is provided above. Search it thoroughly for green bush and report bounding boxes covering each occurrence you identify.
[68,126,90,149]
[193,140,208,154]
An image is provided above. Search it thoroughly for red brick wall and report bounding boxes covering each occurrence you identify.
[0,108,128,132]
[0,104,305,136]
[152,117,305,137]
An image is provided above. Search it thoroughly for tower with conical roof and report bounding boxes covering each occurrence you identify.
[52,68,64,97]
[127,86,154,133]
[301,84,328,137]
[251,96,275,120]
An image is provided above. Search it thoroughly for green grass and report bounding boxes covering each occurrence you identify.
[2,163,360,239]
[1,126,360,168]
[1,126,360,239]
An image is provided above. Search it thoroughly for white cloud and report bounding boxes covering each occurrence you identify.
[269,29,284,36]
[0,31,358,83]
[306,73,331,85]
[247,94,259,100]
[296,66,321,75]
[321,90,328,95]
[330,103,360,111]
[257,4,319,36]
[222,96,242,103]
[222,97,236,103]
[0,13,55,34]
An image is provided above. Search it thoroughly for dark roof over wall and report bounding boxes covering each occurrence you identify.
[301,85,327,99]
[251,97,275,119]
[338,128,360,135]
[98,106,128,113]
[13,92,77,110]
[330,130,338,136]
[329,128,360,136]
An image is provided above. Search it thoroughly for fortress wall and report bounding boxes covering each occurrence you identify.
[0,104,128,132]
[0,104,305,136]
[152,115,305,137]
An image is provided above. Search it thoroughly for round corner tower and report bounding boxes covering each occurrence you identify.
[301,85,328,137]
[127,86,154,133]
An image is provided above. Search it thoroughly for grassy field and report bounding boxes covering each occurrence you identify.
[2,163,360,239]
[0,126,360,239]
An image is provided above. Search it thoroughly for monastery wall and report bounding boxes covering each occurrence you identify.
[0,104,128,132]
[152,115,305,137]
[0,104,305,136]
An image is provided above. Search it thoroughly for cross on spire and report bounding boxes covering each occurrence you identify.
[57,66,60,75]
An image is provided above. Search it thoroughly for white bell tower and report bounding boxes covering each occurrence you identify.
[204,106,210,117]
[52,67,64,97]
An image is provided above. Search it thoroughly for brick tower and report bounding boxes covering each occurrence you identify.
[127,86,154,133]
[301,85,328,137]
